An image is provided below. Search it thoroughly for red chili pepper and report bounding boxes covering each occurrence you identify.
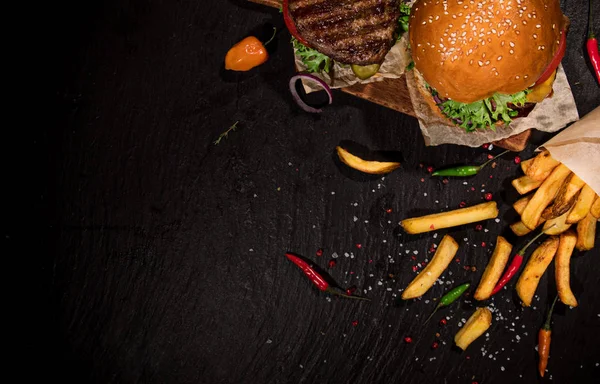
[588,0,600,84]
[286,253,329,291]
[285,253,370,301]
[491,228,552,295]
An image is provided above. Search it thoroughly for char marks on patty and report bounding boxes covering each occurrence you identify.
[288,0,400,65]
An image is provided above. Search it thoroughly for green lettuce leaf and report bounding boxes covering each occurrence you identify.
[292,37,332,74]
[439,90,530,132]
[396,2,411,42]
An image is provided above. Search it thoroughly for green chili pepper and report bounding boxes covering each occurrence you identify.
[424,282,470,324]
[432,150,509,177]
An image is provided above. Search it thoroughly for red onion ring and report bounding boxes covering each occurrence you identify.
[289,74,333,113]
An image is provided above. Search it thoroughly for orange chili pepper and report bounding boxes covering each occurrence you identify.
[538,295,558,377]
[225,28,276,71]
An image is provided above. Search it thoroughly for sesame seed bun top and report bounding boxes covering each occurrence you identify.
[409,0,566,103]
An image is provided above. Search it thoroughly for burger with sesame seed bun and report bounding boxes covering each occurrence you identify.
[409,0,568,131]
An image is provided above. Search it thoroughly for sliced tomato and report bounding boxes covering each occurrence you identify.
[282,0,310,46]
[534,28,567,86]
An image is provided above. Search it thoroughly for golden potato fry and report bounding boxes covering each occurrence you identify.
[513,195,533,215]
[575,212,597,251]
[402,235,459,299]
[510,221,535,236]
[567,185,596,223]
[520,158,534,174]
[336,146,400,174]
[526,150,561,181]
[515,236,559,306]
[454,308,492,350]
[591,195,600,219]
[512,176,543,195]
[543,206,573,235]
[555,230,578,307]
[400,202,498,235]
[511,216,546,236]
[521,164,572,230]
[542,174,585,219]
[474,236,513,301]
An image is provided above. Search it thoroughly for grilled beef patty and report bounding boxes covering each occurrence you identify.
[288,0,400,65]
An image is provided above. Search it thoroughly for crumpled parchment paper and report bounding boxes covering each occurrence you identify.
[405,64,579,147]
[537,106,600,194]
[295,34,412,93]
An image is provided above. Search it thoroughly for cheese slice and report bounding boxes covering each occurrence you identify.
[526,70,557,103]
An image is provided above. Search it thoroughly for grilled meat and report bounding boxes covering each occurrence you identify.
[288,0,400,65]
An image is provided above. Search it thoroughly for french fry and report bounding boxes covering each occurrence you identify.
[336,146,401,174]
[510,220,544,236]
[526,150,561,181]
[567,185,596,223]
[515,236,559,306]
[575,212,597,251]
[512,176,543,195]
[513,195,533,215]
[591,195,600,218]
[521,164,572,230]
[454,308,492,350]
[520,158,534,174]
[512,196,546,236]
[555,230,578,307]
[474,236,513,301]
[542,205,573,235]
[400,202,498,234]
[542,174,585,219]
[402,235,459,299]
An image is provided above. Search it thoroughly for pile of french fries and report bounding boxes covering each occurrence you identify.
[511,150,599,243]
[398,153,598,349]
[507,151,599,306]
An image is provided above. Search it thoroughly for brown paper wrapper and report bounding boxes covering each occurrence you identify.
[405,64,579,147]
[295,34,412,93]
[538,106,600,194]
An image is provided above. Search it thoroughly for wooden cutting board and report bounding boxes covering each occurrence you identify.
[247,0,531,151]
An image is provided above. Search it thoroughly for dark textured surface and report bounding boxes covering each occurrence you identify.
[43,0,600,383]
